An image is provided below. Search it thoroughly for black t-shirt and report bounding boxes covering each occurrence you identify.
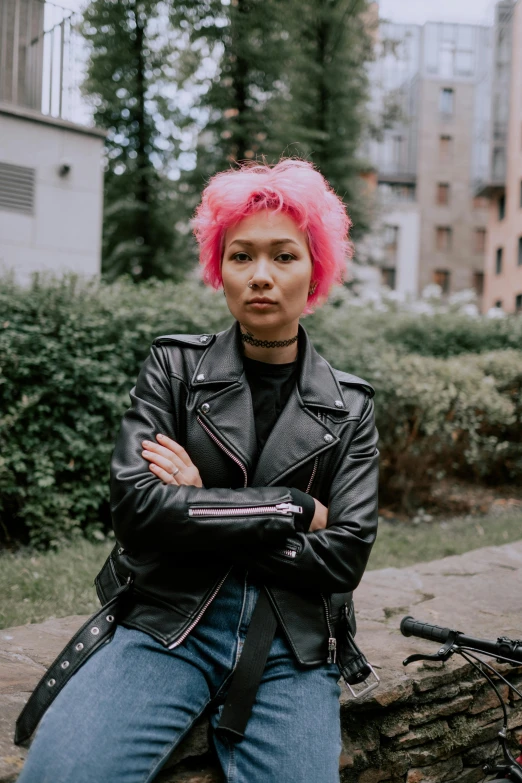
[242,353,315,533]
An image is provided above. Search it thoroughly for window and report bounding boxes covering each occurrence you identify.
[455,50,474,76]
[495,300,503,308]
[520,180,522,208]
[473,196,489,210]
[379,183,416,202]
[518,236,522,266]
[436,226,452,251]
[433,269,451,294]
[437,183,450,205]
[384,225,399,263]
[516,294,522,313]
[498,193,506,220]
[439,135,453,163]
[392,135,403,165]
[439,87,454,115]
[474,228,486,254]
[381,268,396,289]
[496,247,503,274]
[473,271,484,295]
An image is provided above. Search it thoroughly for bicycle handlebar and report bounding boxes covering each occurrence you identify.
[400,616,522,665]
[400,617,452,643]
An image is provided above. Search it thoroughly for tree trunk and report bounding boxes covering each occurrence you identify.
[231,0,249,162]
[133,0,152,279]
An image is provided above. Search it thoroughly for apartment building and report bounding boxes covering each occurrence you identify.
[0,0,105,283]
[364,19,492,302]
[477,0,522,314]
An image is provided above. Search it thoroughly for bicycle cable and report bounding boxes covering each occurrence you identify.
[457,647,522,700]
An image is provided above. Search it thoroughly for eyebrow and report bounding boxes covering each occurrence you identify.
[227,238,300,248]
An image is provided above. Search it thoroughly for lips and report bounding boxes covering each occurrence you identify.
[248,298,276,304]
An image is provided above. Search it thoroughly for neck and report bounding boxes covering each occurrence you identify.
[239,322,299,364]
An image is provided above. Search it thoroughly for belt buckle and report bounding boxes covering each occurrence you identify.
[345,663,380,699]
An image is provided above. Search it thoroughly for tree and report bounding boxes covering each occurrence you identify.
[80,0,190,282]
[268,0,377,238]
[170,0,377,248]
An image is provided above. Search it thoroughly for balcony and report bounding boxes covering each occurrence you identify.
[0,0,88,124]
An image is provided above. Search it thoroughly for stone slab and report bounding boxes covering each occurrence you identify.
[2,540,522,782]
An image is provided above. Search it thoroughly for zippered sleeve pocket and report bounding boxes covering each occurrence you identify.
[188,502,303,518]
[272,540,301,559]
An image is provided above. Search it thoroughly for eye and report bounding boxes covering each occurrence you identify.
[232,252,251,262]
[276,253,295,262]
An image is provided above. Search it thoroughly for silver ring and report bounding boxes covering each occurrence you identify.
[171,466,180,476]
[248,282,253,288]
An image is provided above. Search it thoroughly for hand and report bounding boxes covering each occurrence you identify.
[141,434,203,487]
[309,497,328,532]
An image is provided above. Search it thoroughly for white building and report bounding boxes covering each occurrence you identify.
[0,0,105,284]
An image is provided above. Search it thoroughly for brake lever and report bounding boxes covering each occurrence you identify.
[403,631,458,667]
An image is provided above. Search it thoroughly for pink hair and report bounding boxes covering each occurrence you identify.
[191,158,353,314]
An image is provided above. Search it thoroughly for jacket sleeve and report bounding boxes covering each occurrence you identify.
[110,344,302,553]
[228,394,379,594]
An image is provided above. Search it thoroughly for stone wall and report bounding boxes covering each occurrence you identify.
[2,541,522,782]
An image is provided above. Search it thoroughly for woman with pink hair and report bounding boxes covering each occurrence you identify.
[16,158,379,783]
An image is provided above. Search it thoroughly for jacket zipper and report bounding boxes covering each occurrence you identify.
[172,417,301,649]
[305,455,319,494]
[321,593,337,664]
[276,542,300,559]
[273,452,318,558]
[167,567,233,649]
[188,502,302,517]
[197,415,248,488]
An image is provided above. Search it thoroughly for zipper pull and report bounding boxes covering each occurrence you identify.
[275,503,303,515]
[327,637,337,664]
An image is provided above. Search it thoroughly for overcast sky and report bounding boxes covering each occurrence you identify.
[378,0,497,26]
[59,0,499,26]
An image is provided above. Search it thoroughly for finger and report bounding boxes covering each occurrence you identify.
[155,434,192,467]
[142,440,182,463]
[142,450,182,475]
[149,463,179,485]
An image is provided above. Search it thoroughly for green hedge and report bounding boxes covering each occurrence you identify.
[383,312,522,358]
[1,272,521,549]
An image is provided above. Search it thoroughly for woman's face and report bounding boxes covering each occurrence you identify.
[221,209,313,336]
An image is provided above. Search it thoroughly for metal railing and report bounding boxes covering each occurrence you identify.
[0,0,89,124]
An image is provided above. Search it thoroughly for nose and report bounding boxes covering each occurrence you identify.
[247,257,274,289]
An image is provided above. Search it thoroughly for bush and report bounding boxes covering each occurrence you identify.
[0,272,230,549]
[383,312,522,358]
[1,272,521,548]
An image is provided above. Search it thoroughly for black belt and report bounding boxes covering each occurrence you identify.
[216,586,278,742]
[14,576,134,746]
[14,574,276,748]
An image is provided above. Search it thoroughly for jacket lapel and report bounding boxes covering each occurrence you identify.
[192,320,347,486]
[189,322,258,477]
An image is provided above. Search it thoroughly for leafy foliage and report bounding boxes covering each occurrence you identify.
[80,0,191,282]
[2,273,521,549]
[0,272,230,550]
[79,0,378,281]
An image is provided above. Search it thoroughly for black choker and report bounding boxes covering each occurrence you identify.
[240,330,299,348]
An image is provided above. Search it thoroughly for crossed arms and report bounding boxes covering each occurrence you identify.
[110,345,380,594]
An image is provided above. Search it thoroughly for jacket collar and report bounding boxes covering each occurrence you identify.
[190,320,345,486]
[191,320,346,411]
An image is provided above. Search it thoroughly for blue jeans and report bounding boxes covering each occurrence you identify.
[17,567,342,783]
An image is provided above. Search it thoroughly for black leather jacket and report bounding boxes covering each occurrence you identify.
[95,319,379,666]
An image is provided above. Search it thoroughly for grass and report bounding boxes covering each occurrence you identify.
[1,511,522,630]
[0,537,114,630]
[366,511,522,570]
